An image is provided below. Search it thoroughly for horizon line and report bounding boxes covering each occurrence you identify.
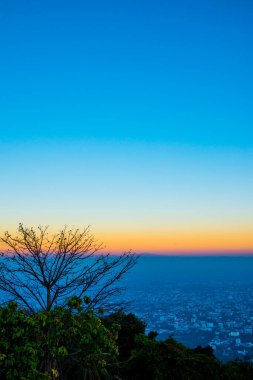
[109,250,253,257]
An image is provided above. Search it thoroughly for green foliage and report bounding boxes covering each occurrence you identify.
[1,303,253,380]
[121,334,221,380]
[0,302,46,379]
[48,299,118,379]
[103,311,253,380]
[0,297,118,380]
[103,312,146,361]
[222,360,253,380]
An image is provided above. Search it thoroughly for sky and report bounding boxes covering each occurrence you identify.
[0,0,253,253]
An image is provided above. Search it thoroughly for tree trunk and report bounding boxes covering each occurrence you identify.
[46,287,51,311]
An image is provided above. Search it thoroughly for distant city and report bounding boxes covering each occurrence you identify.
[1,255,253,363]
[120,255,253,362]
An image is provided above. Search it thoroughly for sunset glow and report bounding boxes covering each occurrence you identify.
[1,1,253,254]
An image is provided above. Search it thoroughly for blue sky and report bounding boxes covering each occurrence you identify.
[0,0,253,252]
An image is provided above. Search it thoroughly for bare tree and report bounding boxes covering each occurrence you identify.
[0,224,137,313]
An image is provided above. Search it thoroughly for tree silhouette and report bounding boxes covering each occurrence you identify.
[0,224,137,313]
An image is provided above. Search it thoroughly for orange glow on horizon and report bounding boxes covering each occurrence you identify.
[96,227,253,255]
[0,226,252,255]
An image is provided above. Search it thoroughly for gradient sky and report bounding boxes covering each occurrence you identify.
[0,0,253,253]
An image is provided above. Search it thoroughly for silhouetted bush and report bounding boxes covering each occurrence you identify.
[1,303,253,379]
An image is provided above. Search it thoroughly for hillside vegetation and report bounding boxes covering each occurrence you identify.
[1,298,253,380]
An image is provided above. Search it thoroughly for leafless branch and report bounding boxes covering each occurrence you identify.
[0,224,137,313]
